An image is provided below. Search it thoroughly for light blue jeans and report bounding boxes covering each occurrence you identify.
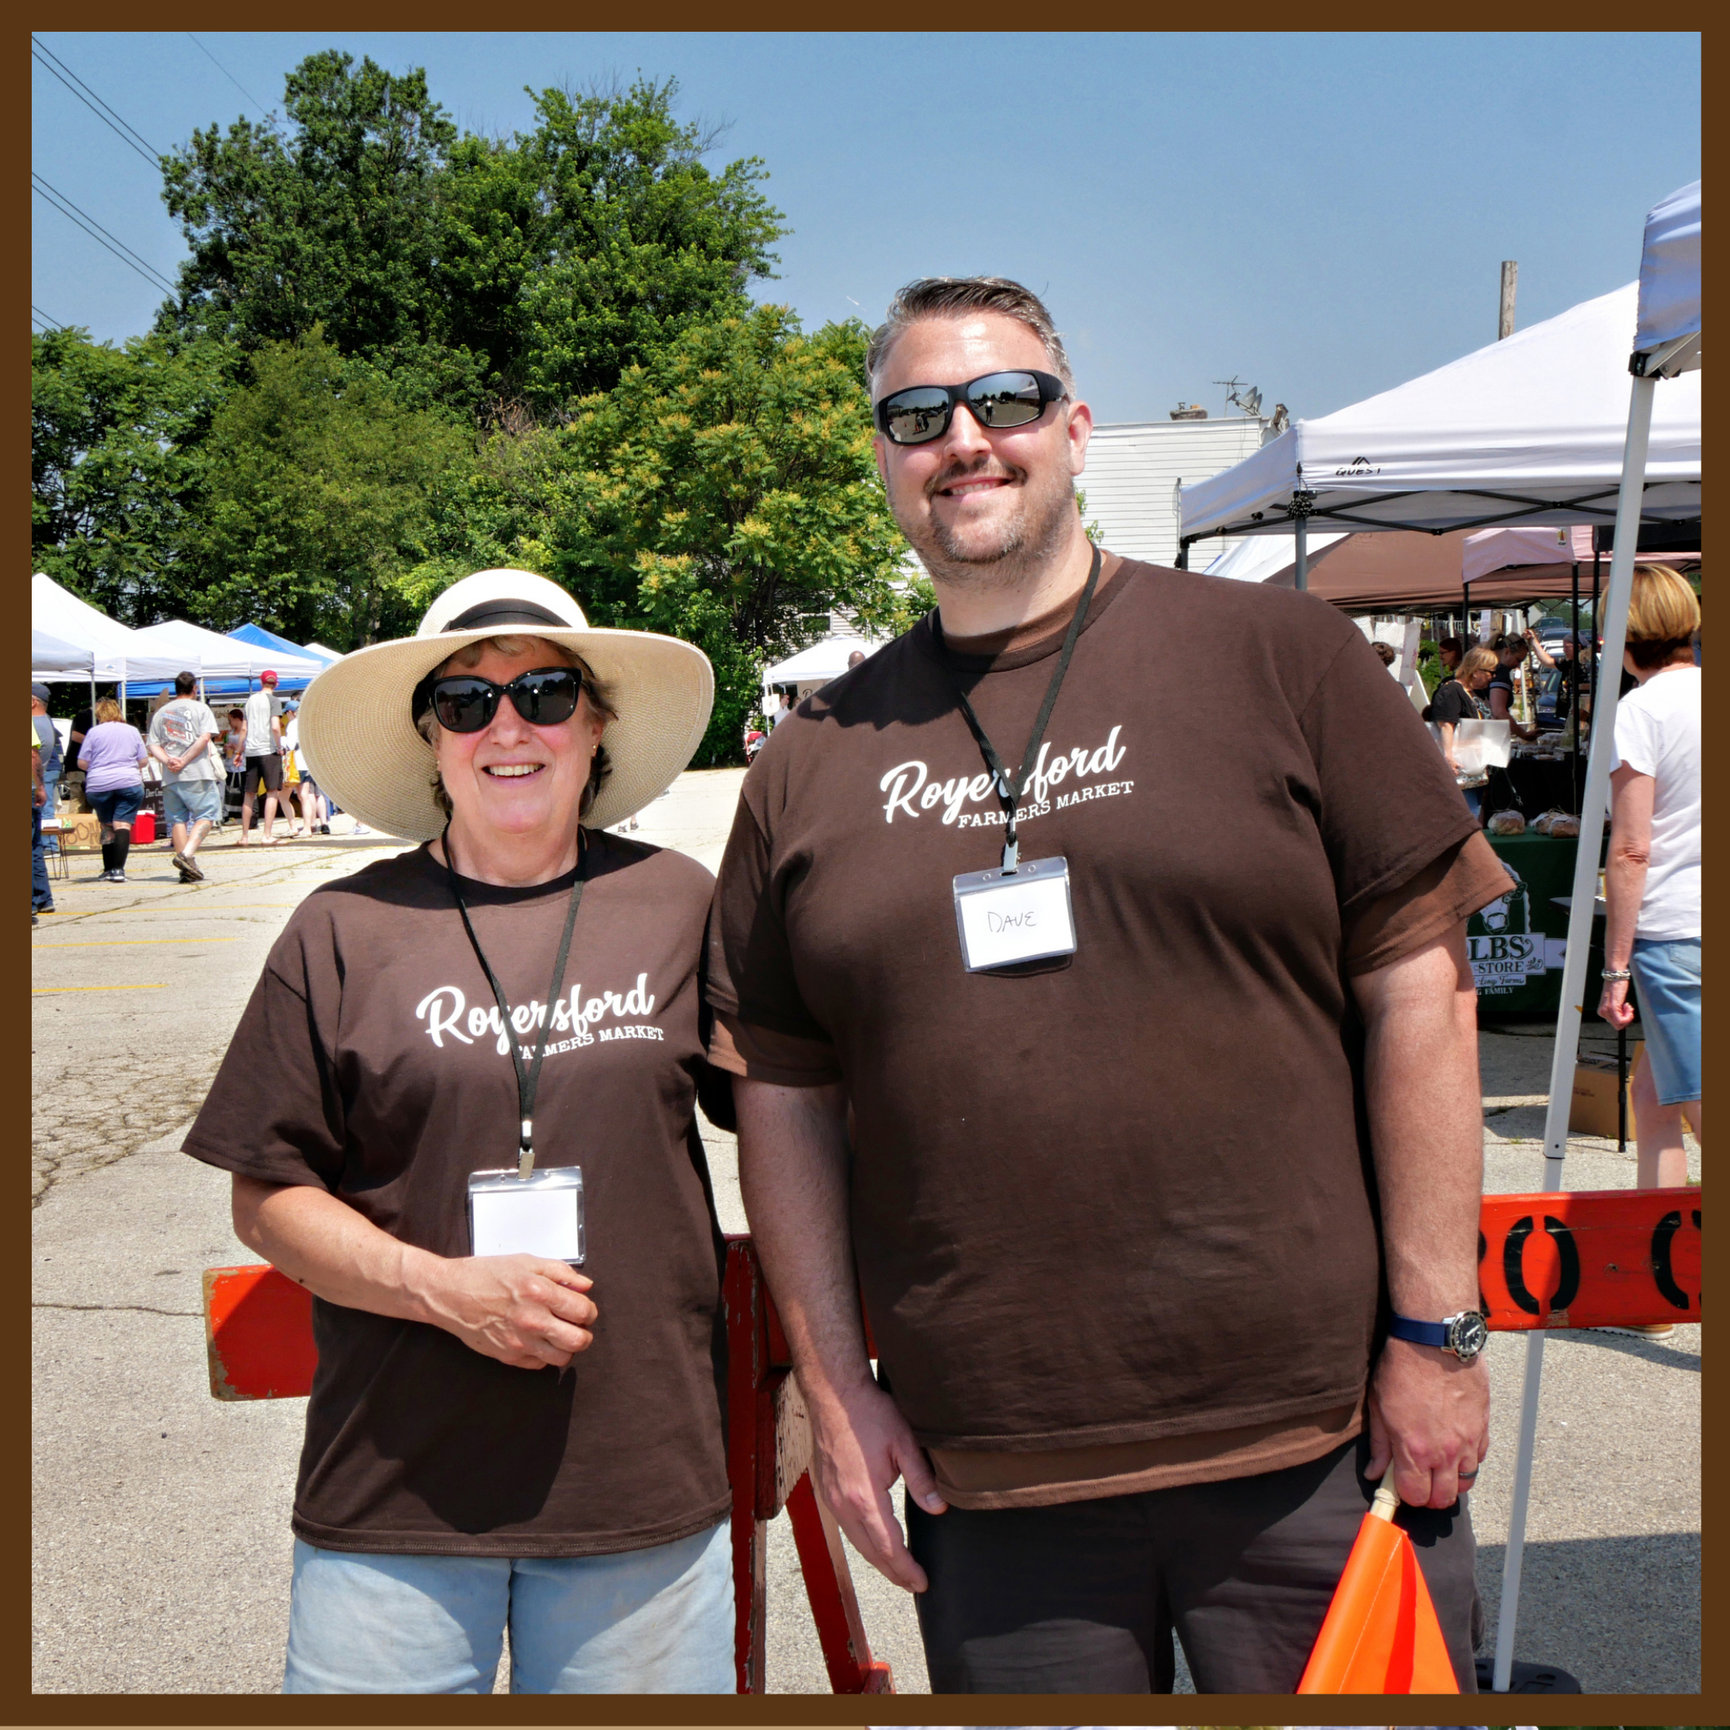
[283,1518,733,1694]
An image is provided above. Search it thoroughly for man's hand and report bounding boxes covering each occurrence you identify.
[414,1254,597,1370]
[806,1376,947,1593]
[1367,1336,1489,1508]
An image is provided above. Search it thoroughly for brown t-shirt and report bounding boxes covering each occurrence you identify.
[708,555,1482,1460]
[184,833,732,1557]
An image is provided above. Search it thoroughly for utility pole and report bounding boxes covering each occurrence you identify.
[1499,260,1519,339]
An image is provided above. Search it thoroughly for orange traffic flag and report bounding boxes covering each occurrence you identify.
[1297,1475,1460,1693]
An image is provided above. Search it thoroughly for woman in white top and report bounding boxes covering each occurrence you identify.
[1598,565,1701,1217]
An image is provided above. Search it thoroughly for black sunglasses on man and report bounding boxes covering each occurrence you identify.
[874,369,1068,447]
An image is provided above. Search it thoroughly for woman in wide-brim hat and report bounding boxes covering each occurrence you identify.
[182,571,739,1694]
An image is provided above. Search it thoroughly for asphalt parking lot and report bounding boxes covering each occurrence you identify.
[31,772,1699,1694]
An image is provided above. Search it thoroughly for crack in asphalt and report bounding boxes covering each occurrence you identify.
[33,1302,201,1317]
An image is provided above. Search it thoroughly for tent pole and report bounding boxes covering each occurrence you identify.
[1490,371,1659,1692]
[1294,517,1307,592]
[1570,561,1582,810]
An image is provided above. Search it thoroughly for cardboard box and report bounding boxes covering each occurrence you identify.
[59,811,101,853]
[1570,1044,1643,1139]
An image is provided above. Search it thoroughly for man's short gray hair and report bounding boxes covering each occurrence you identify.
[865,277,1075,399]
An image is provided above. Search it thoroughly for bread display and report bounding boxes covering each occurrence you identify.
[1486,810,1528,836]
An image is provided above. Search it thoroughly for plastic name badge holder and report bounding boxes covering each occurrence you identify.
[953,856,1077,972]
[468,1165,585,1264]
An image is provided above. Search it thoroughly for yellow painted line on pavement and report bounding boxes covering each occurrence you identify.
[33,984,168,995]
[33,937,241,949]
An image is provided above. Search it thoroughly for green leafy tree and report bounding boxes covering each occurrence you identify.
[160,54,460,373]
[540,306,909,763]
[31,327,230,624]
[160,58,785,420]
[191,329,473,648]
[441,77,785,415]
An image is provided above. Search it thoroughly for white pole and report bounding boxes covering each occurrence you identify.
[1295,515,1308,592]
[1490,371,1658,1690]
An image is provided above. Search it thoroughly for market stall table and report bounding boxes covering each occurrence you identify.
[1481,747,1583,820]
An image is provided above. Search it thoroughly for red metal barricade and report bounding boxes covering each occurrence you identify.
[202,1190,1700,1692]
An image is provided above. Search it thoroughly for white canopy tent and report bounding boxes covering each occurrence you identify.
[762,637,883,706]
[1179,281,1702,588]
[1205,530,1348,585]
[32,628,95,677]
[32,573,173,683]
[1491,180,1702,1695]
[124,618,327,685]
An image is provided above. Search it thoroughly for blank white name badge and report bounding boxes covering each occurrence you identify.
[468,1165,586,1265]
[953,856,1077,972]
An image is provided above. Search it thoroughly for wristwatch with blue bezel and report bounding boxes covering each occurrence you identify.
[1389,1309,1488,1361]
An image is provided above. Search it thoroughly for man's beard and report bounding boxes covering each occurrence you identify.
[896,454,1078,587]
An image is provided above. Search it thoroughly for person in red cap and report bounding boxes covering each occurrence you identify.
[240,670,287,845]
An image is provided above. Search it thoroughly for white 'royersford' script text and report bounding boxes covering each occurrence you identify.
[879,726,1127,825]
[415,973,657,1054]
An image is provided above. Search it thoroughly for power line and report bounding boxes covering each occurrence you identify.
[30,37,161,172]
[32,174,178,297]
[186,33,269,116]
[32,303,65,330]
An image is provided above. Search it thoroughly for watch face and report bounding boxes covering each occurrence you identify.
[1450,1311,1489,1359]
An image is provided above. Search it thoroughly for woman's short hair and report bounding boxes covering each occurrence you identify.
[1458,646,1500,682]
[413,634,618,822]
[1624,564,1700,670]
[94,697,123,723]
[1437,635,1469,660]
[1371,641,1398,665]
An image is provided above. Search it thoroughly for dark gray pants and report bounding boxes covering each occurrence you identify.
[908,1432,1480,1693]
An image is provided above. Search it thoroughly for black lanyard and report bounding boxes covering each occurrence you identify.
[442,826,588,1181]
[930,543,1101,872]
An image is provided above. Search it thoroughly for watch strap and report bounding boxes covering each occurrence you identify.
[1388,1312,1451,1349]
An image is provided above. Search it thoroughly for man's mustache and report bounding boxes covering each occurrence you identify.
[926,457,1023,498]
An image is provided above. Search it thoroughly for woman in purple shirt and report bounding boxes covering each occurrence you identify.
[77,697,149,882]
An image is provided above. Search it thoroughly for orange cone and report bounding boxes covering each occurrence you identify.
[1297,1475,1460,1693]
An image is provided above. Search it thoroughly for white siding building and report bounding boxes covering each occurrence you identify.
[1077,416,1269,569]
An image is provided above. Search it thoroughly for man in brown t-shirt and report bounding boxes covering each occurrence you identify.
[710,278,1510,1693]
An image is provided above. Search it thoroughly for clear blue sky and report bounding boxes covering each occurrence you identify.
[32,31,1700,424]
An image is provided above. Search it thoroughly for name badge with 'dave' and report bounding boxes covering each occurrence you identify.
[468,1165,586,1264]
[953,856,1077,972]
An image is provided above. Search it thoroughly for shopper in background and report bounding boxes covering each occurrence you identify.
[240,671,286,846]
[283,702,330,834]
[33,720,53,921]
[32,683,63,821]
[222,707,248,770]
[1428,645,1498,817]
[147,671,223,882]
[1598,566,1702,1332]
[76,697,149,882]
[1486,636,1539,743]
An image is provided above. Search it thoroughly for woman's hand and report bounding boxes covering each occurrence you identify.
[413,1254,598,1370]
[1599,976,1637,1030]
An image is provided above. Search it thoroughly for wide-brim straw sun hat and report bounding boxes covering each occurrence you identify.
[296,570,713,841]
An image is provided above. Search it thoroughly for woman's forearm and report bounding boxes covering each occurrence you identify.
[1602,767,1655,970]
[233,1174,443,1322]
[1603,844,1648,970]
